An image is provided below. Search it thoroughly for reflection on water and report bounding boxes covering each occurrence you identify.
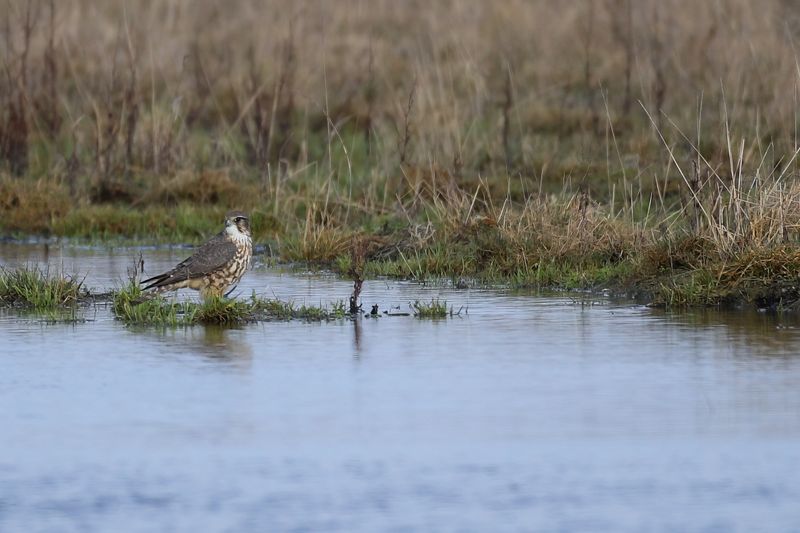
[352,316,364,356]
[2,243,800,532]
[127,325,255,365]
[647,307,800,362]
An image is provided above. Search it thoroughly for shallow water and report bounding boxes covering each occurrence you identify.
[2,243,800,532]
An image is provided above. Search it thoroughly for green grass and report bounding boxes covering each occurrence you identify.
[111,282,187,326]
[112,283,348,326]
[0,266,86,311]
[652,270,723,308]
[251,296,348,321]
[192,296,256,325]
[410,298,449,318]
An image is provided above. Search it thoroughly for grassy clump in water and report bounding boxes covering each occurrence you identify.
[0,266,85,311]
[251,297,347,321]
[112,282,251,326]
[411,298,449,318]
[192,296,256,325]
[112,282,187,326]
[113,283,347,326]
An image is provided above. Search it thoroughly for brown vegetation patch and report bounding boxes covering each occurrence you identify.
[642,235,717,274]
[0,177,70,233]
[142,170,242,205]
[720,247,800,285]
[89,178,137,204]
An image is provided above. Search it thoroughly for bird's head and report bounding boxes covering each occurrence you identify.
[225,210,251,238]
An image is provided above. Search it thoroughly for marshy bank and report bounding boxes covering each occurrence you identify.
[3,0,800,310]
[4,172,800,313]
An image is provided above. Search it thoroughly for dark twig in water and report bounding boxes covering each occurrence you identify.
[348,236,366,314]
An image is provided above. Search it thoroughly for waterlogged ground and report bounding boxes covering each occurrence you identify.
[2,244,800,532]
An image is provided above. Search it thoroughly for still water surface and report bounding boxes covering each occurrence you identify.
[1,244,800,532]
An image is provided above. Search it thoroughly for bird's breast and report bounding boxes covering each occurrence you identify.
[226,236,252,285]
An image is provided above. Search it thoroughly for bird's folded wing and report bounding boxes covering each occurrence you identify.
[142,233,237,288]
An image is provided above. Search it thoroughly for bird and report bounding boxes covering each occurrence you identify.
[141,210,253,300]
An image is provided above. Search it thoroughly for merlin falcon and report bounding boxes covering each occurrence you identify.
[142,210,253,300]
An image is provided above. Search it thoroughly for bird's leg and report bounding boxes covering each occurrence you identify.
[224,284,239,298]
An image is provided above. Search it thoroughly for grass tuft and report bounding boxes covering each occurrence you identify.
[112,283,347,326]
[192,296,255,325]
[112,282,185,326]
[410,298,449,318]
[0,266,85,311]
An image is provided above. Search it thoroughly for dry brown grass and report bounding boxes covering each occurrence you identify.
[0,175,70,233]
[141,170,244,205]
[1,0,798,186]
